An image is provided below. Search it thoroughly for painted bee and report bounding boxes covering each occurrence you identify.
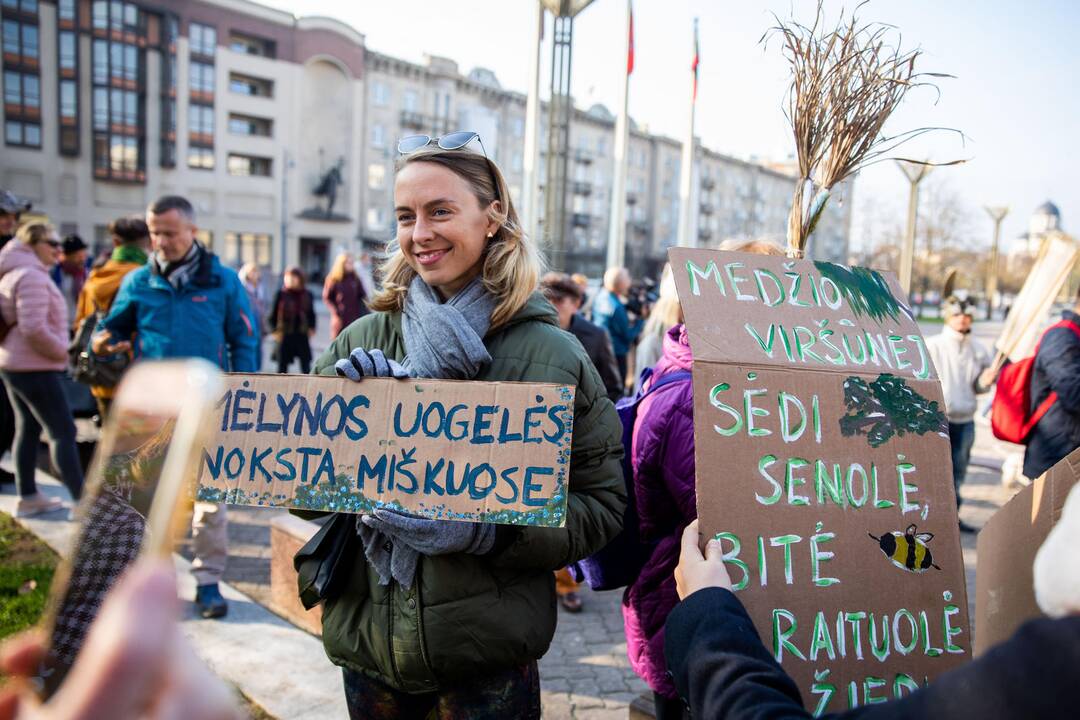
[868,524,940,573]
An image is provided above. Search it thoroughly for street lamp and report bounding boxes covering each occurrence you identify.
[896,160,933,301]
[983,205,1009,320]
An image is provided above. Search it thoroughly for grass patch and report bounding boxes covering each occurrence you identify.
[0,512,59,638]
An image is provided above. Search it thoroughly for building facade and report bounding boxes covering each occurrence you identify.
[2,0,852,283]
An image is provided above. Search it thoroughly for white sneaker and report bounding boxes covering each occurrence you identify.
[15,493,64,518]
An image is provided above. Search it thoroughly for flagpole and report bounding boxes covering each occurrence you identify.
[677,18,698,249]
[521,2,544,243]
[606,0,632,271]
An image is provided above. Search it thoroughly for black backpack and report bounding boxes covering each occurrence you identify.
[69,308,129,388]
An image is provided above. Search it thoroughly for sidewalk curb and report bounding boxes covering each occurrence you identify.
[0,465,347,720]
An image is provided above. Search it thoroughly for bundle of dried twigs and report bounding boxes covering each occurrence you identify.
[765,1,962,258]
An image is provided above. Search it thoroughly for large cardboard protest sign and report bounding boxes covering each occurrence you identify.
[994,232,1078,362]
[671,248,970,714]
[195,374,574,527]
[975,446,1080,654]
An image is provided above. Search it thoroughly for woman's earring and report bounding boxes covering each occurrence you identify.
[487,231,494,238]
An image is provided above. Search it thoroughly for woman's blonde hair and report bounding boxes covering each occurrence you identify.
[16,222,54,246]
[370,145,542,329]
[642,263,682,342]
[325,252,355,286]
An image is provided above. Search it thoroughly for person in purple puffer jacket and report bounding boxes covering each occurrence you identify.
[623,322,695,719]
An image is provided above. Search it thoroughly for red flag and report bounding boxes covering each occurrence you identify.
[627,3,635,75]
[691,18,700,101]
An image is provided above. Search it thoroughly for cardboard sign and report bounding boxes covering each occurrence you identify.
[195,374,575,527]
[975,446,1080,654]
[994,232,1078,362]
[671,248,970,714]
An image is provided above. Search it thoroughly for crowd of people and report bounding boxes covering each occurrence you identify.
[0,126,1078,720]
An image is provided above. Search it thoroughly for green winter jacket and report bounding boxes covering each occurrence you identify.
[305,291,625,692]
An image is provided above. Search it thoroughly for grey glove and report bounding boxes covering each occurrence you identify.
[335,348,409,381]
[362,507,495,556]
[357,519,420,588]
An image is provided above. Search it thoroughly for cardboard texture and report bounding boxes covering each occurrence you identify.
[994,232,1078,362]
[974,446,1080,654]
[195,374,575,527]
[671,248,970,715]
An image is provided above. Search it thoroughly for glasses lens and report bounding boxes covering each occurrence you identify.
[397,135,431,154]
[438,131,478,151]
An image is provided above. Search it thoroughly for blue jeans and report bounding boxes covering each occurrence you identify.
[1,371,84,500]
[948,421,975,508]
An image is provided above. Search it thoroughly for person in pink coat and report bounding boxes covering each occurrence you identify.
[0,223,84,516]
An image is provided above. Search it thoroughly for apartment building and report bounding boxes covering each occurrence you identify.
[2,0,852,283]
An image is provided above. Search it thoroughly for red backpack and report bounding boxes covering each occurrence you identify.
[991,319,1080,444]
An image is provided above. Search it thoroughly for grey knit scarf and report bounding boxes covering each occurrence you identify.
[400,274,496,379]
[358,274,497,587]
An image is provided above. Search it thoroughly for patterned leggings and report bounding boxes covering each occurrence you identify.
[342,663,540,720]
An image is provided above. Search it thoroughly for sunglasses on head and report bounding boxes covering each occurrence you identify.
[397,131,501,204]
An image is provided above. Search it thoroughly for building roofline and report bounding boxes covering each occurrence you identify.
[296,16,365,46]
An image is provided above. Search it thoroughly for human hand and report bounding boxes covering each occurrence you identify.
[334,348,409,381]
[308,329,315,339]
[361,507,494,556]
[674,519,732,600]
[977,367,999,391]
[0,559,241,720]
[91,330,131,356]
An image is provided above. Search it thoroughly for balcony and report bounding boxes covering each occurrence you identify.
[626,192,638,206]
[699,203,715,215]
[701,177,716,191]
[400,110,426,130]
[571,213,591,228]
[698,228,713,242]
[571,181,592,196]
[573,149,593,164]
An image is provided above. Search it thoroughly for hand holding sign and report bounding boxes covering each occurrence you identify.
[675,520,732,600]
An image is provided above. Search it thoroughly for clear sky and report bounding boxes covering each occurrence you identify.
[266,0,1078,254]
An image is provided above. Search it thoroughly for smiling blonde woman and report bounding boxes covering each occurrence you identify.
[304,135,625,718]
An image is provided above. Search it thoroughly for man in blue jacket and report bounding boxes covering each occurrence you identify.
[591,266,644,389]
[1024,292,1080,480]
[94,195,258,619]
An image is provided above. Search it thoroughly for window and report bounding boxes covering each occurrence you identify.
[227,112,271,136]
[189,22,216,57]
[188,103,213,137]
[92,40,106,83]
[511,153,522,172]
[227,153,271,177]
[58,0,75,21]
[57,31,75,69]
[21,23,36,59]
[92,87,107,129]
[370,123,384,148]
[190,61,214,93]
[371,81,388,107]
[368,163,385,189]
[91,0,107,29]
[367,207,384,231]
[59,79,76,118]
[224,232,272,267]
[3,18,38,63]
[109,134,137,174]
[511,117,524,138]
[228,31,274,58]
[228,72,272,97]
[3,71,17,104]
[5,120,38,146]
[188,146,214,170]
[403,89,417,113]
